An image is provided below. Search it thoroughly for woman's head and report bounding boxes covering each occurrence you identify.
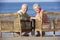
[21,4,28,13]
[33,4,41,13]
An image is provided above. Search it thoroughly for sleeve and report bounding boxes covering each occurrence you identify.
[17,10,20,13]
[17,10,22,15]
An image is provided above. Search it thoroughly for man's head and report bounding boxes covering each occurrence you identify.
[21,4,28,13]
[33,4,41,13]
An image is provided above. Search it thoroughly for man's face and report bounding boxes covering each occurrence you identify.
[22,6,28,13]
[34,7,40,13]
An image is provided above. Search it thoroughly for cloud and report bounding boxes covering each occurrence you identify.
[0,0,60,2]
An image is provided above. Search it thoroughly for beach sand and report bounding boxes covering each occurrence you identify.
[0,37,60,40]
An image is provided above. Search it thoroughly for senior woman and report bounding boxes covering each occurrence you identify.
[31,4,50,36]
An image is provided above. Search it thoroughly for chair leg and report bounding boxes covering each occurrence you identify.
[18,32,21,37]
[0,32,2,38]
[16,32,21,37]
[19,30,21,37]
[39,30,42,37]
[53,31,55,37]
[35,29,42,37]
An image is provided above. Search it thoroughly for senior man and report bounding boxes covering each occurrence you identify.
[16,4,31,36]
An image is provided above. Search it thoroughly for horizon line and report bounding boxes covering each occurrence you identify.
[0,2,59,3]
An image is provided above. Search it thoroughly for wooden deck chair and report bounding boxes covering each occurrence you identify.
[35,12,51,37]
[0,14,21,37]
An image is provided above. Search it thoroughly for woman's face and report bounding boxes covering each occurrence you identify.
[34,7,40,13]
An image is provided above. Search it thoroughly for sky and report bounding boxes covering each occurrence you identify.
[0,0,60,2]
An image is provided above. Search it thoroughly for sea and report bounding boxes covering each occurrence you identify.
[0,2,60,37]
[0,2,60,16]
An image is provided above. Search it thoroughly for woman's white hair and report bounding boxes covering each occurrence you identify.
[33,3,40,9]
[21,4,28,9]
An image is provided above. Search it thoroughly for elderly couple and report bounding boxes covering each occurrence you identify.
[17,4,49,36]
[17,3,44,20]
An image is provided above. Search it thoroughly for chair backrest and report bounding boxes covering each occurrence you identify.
[0,13,21,32]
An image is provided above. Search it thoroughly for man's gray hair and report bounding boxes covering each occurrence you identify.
[33,3,40,9]
[21,4,28,9]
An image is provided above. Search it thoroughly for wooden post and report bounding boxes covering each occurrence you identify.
[0,21,2,38]
[17,14,21,37]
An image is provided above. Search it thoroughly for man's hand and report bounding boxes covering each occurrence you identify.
[30,17,36,19]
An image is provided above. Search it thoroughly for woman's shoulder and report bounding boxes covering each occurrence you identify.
[41,9,45,12]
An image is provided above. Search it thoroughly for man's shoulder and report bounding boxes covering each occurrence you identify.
[17,10,22,13]
[17,10,23,15]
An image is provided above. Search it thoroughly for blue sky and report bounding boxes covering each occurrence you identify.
[0,0,60,2]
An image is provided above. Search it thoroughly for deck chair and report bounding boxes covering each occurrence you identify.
[35,13,51,37]
[0,14,21,37]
